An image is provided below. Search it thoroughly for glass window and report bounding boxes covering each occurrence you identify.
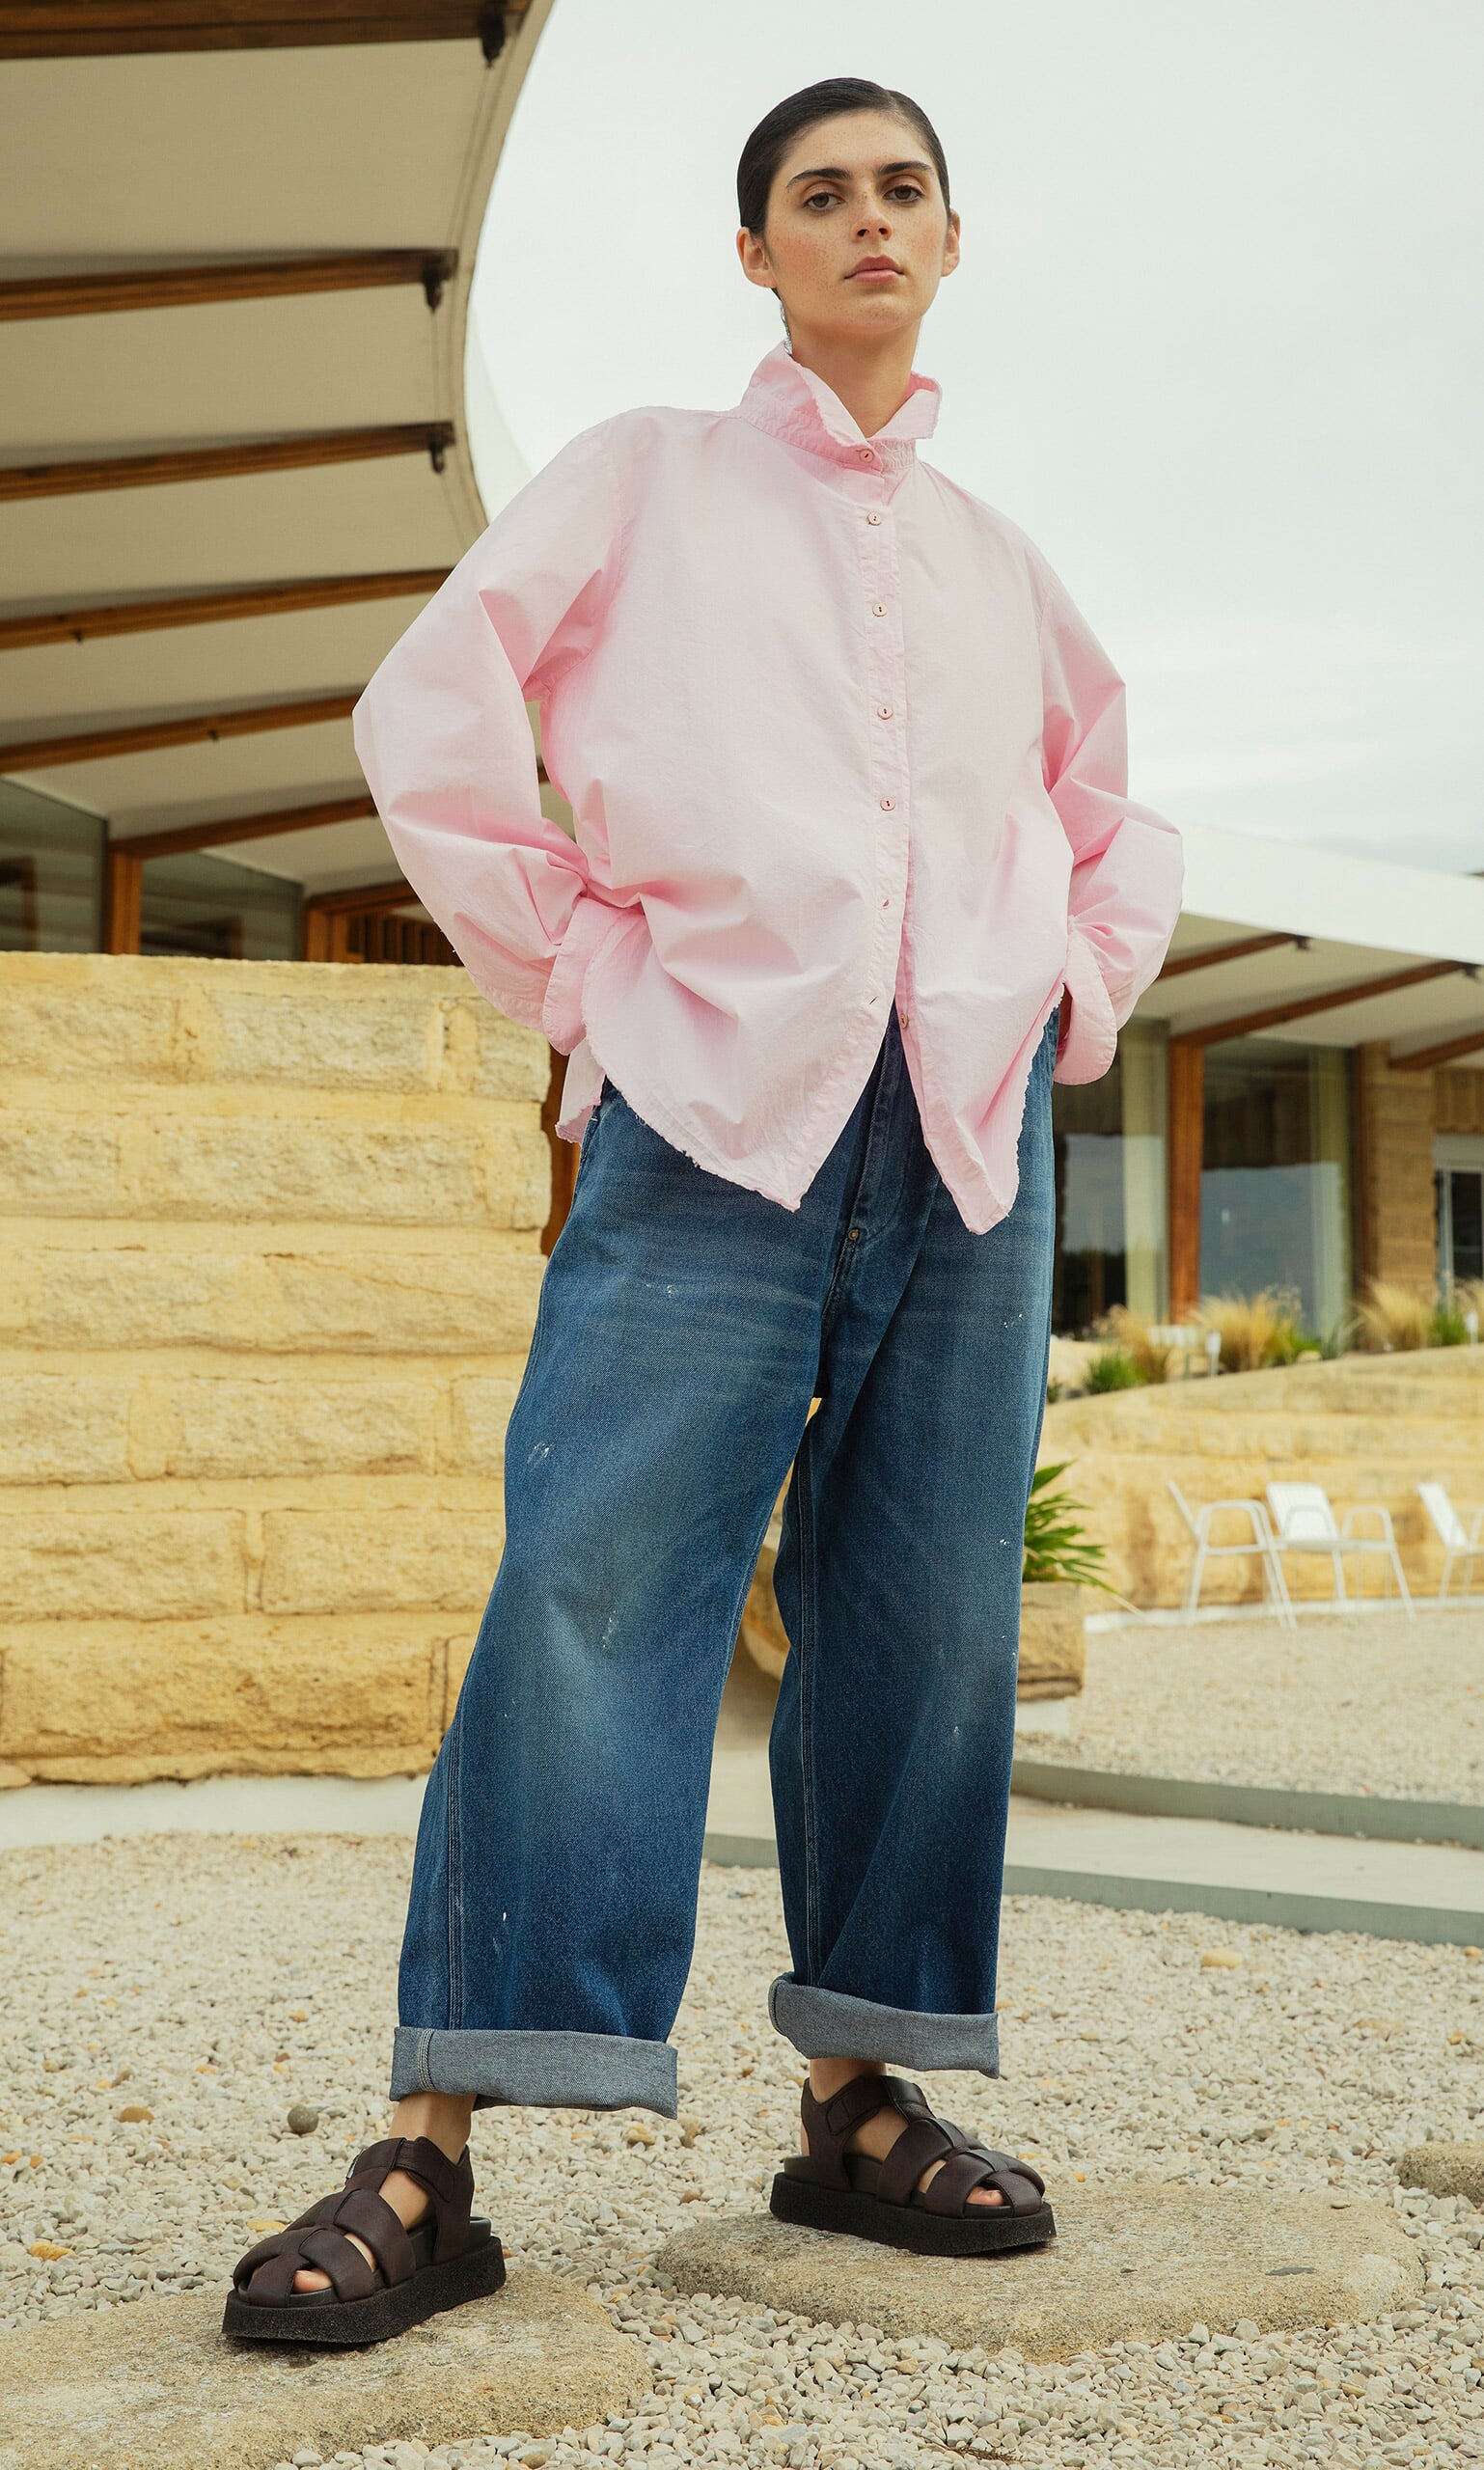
[1052,1020,1168,1332]
[1200,1039,1351,1332]
[140,851,299,962]
[0,780,104,951]
[1436,1144,1484,1291]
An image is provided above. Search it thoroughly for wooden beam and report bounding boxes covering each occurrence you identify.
[0,250,458,323]
[103,848,143,955]
[1389,1025,1484,1072]
[0,5,526,59]
[1167,1039,1204,1322]
[0,422,455,505]
[0,690,359,772]
[1169,958,1464,1052]
[540,1042,577,1256]
[1157,932,1296,982]
[0,569,451,654]
[303,876,417,918]
[117,791,377,862]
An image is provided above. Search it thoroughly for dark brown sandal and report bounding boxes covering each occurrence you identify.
[223,2133,505,2346]
[771,2072,1057,2256]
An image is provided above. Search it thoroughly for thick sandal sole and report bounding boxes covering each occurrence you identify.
[222,2234,507,2348]
[770,2174,1056,2256]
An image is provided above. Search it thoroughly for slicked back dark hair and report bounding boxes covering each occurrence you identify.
[736,76,950,239]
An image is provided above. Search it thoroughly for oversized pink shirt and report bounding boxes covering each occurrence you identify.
[353,343,1183,1233]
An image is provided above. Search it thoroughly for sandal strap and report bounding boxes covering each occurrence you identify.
[232,2135,473,2306]
[295,2223,380,2301]
[800,2072,927,2187]
[795,2074,1049,2221]
[344,2133,474,2264]
[233,2183,414,2308]
[876,2116,953,2209]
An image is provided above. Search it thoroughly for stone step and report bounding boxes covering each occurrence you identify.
[0,2273,645,2470]
[657,2183,1419,2355]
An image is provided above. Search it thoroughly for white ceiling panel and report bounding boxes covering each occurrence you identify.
[0,595,436,729]
[0,288,445,452]
[1,45,483,256]
[0,455,468,601]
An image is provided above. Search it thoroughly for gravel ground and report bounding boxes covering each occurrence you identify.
[5,1834,1484,2469]
[1055,1606,1484,1802]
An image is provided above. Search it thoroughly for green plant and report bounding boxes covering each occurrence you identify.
[1083,1346,1142,1392]
[1024,1461,1112,1590]
[1045,1375,1065,1405]
[1317,1314,1356,1359]
[1431,1300,1470,1347]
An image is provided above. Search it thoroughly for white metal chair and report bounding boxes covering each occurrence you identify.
[1418,1482,1484,1600]
[1167,1481,1296,1626]
[1265,1481,1415,1618]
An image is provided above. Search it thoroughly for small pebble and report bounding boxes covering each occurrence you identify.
[287,2103,321,2135]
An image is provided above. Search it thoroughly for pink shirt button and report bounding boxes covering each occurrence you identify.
[880,796,894,811]
[871,602,887,617]
[878,704,893,719]
[866,512,882,526]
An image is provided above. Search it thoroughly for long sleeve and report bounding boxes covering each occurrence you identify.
[352,420,627,1052]
[1035,561,1184,1085]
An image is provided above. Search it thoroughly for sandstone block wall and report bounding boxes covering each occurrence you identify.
[0,954,550,1783]
[1355,1042,1437,1293]
[1043,1346,1484,1606]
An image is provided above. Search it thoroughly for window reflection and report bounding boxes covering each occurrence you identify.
[1200,1039,1351,1332]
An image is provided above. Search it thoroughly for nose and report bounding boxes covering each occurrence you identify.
[856,206,892,240]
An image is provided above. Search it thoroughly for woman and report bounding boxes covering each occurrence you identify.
[227,75,1182,2346]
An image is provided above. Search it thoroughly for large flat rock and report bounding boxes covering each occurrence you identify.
[0,2270,647,2470]
[1397,2140,1484,2205]
[656,2183,1421,2359]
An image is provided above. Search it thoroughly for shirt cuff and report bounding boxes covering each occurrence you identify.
[540,890,624,1054]
[1054,918,1120,1085]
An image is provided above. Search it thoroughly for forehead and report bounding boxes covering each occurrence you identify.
[774,108,930,184]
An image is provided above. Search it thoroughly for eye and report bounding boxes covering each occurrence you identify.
[802,189,838,211]
[888,183,925,205]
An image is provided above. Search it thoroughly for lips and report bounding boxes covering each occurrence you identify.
[848,258,902,278]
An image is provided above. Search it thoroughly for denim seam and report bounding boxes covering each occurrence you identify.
[792,1433,822,1980]
[445,1708,464,2032]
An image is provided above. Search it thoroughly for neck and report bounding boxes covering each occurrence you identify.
[783,324,922,441]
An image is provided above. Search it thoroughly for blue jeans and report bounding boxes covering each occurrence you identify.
[391,1006,1058,2117]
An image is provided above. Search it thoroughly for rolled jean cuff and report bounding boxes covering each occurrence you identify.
[768,1976,1001,2077]
[390,2025,677,2116]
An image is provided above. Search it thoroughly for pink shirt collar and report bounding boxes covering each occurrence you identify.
[733,342,942,474]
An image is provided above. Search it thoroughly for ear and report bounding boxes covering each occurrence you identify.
[736,226,779,293]
[942,208,962,278]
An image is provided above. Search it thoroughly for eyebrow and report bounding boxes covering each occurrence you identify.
[785,159,933,187]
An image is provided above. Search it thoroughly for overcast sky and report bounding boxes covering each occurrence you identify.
[474,0,1483,874]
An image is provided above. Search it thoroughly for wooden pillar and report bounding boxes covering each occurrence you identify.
[540,1042,580,1257]
[103,847,143,953]
[1168,1037,1205,1320]
[302,904,354,960]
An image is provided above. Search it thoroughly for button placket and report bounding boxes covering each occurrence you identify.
[852,473,909,1003]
